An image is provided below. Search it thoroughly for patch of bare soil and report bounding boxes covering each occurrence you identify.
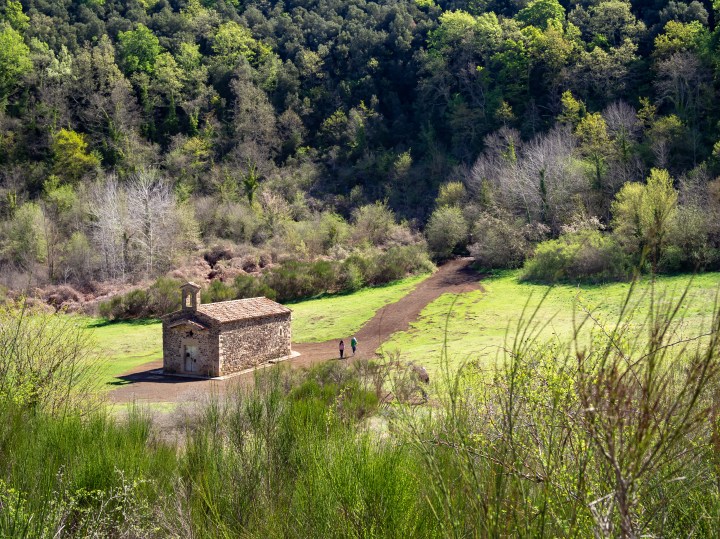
[109,258,482,404]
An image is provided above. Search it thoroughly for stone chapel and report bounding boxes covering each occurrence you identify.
[162,282,293,378]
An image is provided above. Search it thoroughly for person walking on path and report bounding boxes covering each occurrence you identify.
[339,340,345,359]
[350,336,358,356]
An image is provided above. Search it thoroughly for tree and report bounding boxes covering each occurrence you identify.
[2,202,45,272]
[518,0,565,30]
[51,129,100,183]
[212,21,268,69]
[557,90,585,127]
[647,114,686,168]
[653,20,708,59]
[117,24,161,75]
[479,127,586,230]
[242,161,260,205]
[71,36,143,169]
[0,23,31,106]
[352,202,397,246]
[576,112,612,191]
[127,170,176,277]
[230,75,278,165]
[571,0,645,48]
[436,182,466,208]
[611,168,678,267]
[89,176,132,281]
[426,206,468,259]
[40,177,78,281]
[2,1,29,32]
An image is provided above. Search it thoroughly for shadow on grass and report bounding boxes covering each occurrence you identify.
[86,318,161,329]
[107,378,132,387]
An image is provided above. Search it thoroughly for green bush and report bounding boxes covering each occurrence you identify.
[522,230,630,283]
[659,206,717,272]
[147,277,182,313]
[339,259,365,291]
[263,260,341,302]
[98,288,151,320]
[344,245,433,287]
[201,279,236,303]
[234,274,277,300]
[469,212,531,269]
[99,278,183,320]
[425,206,468,259]
[370,245,434,285]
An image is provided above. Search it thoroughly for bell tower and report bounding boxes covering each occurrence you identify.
[181,282,201,311]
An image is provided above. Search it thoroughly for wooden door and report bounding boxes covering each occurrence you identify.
[184,345,198,373]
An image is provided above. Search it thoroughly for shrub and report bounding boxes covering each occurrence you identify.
[469,213,531,269]
[234,274,277,300]
[201,279,236,303]
[521,230,630,283]
[263,260,341,302]
[99,278,182,320]
[99,289,151,320]
[339,259,365,291]
[147,277,182,314]
[659,206,716,272]
[425,206,468,259]
[43,285,82,309]
[370,245,434,285]
[352,202,396,246]
[0,305,98,413]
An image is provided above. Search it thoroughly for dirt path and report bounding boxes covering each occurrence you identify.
[109,258,482,404]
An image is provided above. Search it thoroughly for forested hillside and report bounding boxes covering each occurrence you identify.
[1,0,720,306]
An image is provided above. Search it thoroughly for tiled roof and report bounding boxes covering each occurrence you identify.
[197,297,290,323]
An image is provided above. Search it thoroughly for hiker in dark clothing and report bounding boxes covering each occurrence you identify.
[350,336,358,355]
[339,340,345,359]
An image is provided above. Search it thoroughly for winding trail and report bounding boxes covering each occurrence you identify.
[109,258,482,404]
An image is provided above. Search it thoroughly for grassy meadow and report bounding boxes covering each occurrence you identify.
[382,271,720,374]
[83,318,163,386]
[287,273,430,342]
[81,270,720,389]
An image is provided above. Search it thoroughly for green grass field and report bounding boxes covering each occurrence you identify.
[81,270,720,390]
[81,317,163,386]
[289,273,430,342]
[381,271,720,374]
[82,273,431,389]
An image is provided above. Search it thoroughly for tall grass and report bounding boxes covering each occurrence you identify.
[397,282,720,537]
[4,281,720,537]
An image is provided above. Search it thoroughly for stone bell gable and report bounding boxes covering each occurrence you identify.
[162,283,292,378]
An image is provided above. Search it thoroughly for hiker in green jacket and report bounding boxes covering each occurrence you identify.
[350,336,358,356]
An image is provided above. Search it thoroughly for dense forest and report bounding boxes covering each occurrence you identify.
[2,0,720,308]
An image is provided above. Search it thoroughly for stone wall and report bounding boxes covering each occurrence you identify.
[162,315,220,377]
[218,313,291,375]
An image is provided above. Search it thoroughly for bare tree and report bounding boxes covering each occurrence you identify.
[127,169,175,278]
[603,101,645,192]
[603,101,640,142]
[89,175,130,281]
[470,127,588,230]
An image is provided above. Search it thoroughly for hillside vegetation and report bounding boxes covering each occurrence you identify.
[2,0,720,308]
